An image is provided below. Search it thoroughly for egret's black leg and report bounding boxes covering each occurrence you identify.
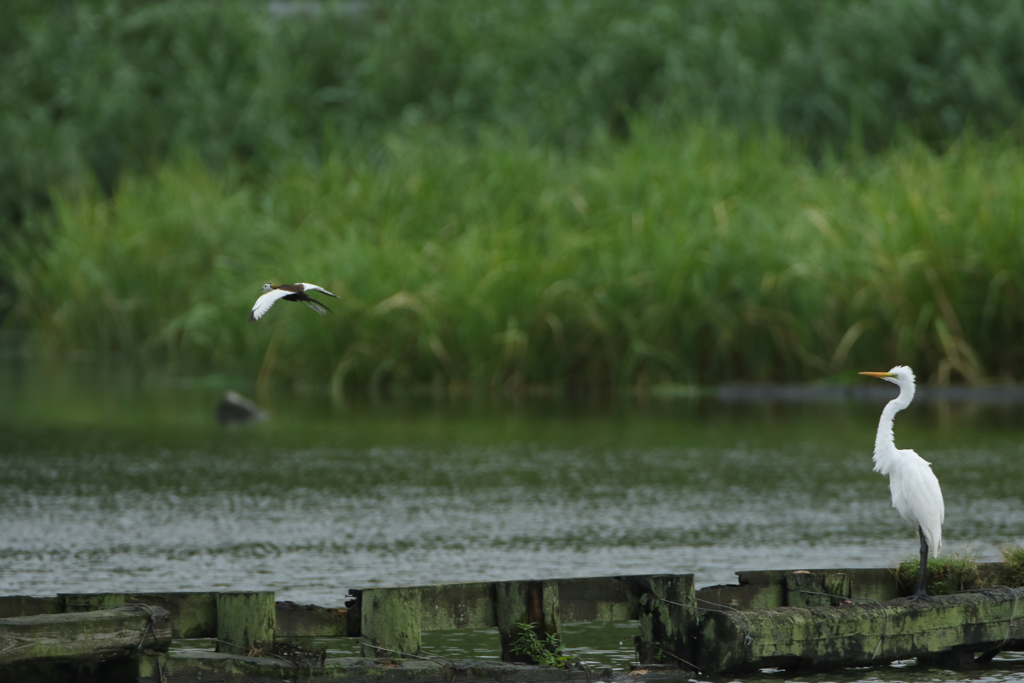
[909,525,930,601]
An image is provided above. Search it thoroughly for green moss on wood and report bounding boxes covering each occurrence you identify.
[216,592,275,656]
[360,587,423,658]
[698,589,1024,675]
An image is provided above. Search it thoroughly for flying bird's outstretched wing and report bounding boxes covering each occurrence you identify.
[298,283,339,299]
[249,288,293,322]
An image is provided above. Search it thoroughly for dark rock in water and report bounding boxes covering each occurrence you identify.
[216,391,268,426]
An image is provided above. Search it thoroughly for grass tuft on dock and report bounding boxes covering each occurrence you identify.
[896,553,981,596]
[1001,545,1024,588]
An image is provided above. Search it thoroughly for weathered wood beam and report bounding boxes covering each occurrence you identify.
[357,587,423,658]
[216,592,275,656]
[554,576,644,623]
[417,582,495,631]
[130,593,217,638]
[494,580,561,664]
[697,587,1024,674]
[698,567,904,611]
[0,605,171,666]
[635,575,697,670]
[785,571,851,608]
[63,592,218,638]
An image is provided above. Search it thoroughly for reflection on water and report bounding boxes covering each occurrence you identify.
[1,361,1023,680]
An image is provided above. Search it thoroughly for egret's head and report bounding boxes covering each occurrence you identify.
[859,365,916,389]
[261,283,274,292]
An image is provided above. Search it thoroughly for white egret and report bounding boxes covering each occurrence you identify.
[860,366,944,600]
[249,282,339,322]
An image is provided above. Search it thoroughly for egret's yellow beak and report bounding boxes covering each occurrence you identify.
[859,371,895,378]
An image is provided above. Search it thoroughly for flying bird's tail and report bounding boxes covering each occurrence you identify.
[304,298,332,315]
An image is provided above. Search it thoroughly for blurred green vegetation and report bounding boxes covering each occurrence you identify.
[4,0,1024,221]
[6,124,1023,393]
[3,0,1024,390]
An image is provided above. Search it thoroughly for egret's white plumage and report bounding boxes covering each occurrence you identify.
[860,365,944,599]
[249,282,339,322]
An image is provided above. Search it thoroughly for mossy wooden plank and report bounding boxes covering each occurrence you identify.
[358,587,422,658]
[139,652,607,683]
[703,567,900,611]
[785,572,851,608]
[216,592,275,656]
[541,580,560,635]
[832,568,900,602]
[698,587,1024,674]
[59,592,218,638]
[276,601,351,638]
[718,571,788,609]
[417,582,495,630]
[0,605,171,665]
[61,593,127,612]
[636,575,696,669]
[0,597,63,619]
[554,576,644,623]
[126,593,217,639]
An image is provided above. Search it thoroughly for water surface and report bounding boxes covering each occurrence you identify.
[1,362,1023,680]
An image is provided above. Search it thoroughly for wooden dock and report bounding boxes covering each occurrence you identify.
[2,563,1022,682]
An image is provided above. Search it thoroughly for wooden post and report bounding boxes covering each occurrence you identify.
[786,572,851,607]
[495,580,561,664]
[358,587,422,658]
[635,575,697,669]
[215,592,275,656]
[0,605,171,665]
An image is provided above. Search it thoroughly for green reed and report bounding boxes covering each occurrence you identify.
[5,122,1024,393]
[4,0,1024,230]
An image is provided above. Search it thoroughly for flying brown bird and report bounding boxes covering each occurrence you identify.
[249,282,339,322]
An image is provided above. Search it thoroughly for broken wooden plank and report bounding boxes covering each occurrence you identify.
[216,592,275,656]
[0,605,171,666]
[697,587,1024,674]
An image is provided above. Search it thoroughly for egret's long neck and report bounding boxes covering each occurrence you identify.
[873,382,915,472]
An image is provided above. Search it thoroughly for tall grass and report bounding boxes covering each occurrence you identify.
[6,123,1024,393]
[4,0,1024,228]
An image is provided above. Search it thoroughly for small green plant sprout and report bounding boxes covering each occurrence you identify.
[1000,545,1024,587]
[896,552,980,596]
[509,622,577,668]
